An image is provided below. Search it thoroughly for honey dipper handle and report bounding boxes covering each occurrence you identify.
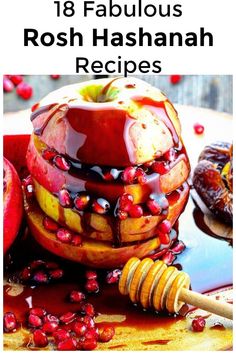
[179,288,233,320]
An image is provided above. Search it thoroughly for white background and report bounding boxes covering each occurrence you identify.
[1,0,236,75]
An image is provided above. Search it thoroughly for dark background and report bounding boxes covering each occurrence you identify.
[4,75,233,114]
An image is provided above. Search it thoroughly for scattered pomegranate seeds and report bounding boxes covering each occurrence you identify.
[29,307,47,318]
[71,234,83,246]
[85,279,99,294]
[74,194,90,211]
[171,240,186,254]
[119,193,133,212]
[82,315,95,329]
[85,270,97,280]
[33,270,48,284]
[92,198,110,214]
[9,75,23,86]
[57,337,77,351]
[4,312,17,332]
[30,259,46,270]
[44,314,60,324]
[80,303,95,317]
[193,123,205,135]
[162,251,176,266]
[33,329,48,347]
[70,290,86,303]
[16,82,33,100]
[73,321,87,336]
[49,268,64,280]
[53,155,71,171]
[42,321,59,334]
[158,220,172,234]
[56,228,72,243]
[99,326,115,342]
[135,167,147,185]
[42,148,57,161]
[58,189,72,208]
[117,209,128,220]
[158,232,170,245]
[152,161,170,174]
[59,312,77,324]
[128,204,143,218]
[50,75,61,79]
[79,337,97,350]
[121,166,136,184]
[146,198,162,215]
[191,317,206,332]
[170,75,182,85]
[53,328,71,343]
[43,216,59,232]
[106,269,121,284]
[28,314,43,328]
[20,267,32,281]
[3,77,14,92]
[84,328,99,340]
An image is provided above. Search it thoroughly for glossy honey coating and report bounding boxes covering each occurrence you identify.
[119,257,190,313]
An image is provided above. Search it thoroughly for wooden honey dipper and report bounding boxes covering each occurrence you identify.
[119,257,233,320]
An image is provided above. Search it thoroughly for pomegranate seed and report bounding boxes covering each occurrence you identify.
[33,329,48,347]
[171,240,186,254]
[79,337,97,350]
[9,75,23,86]
[29,307,47,318]
[49,268,64,280]
[30,259,45,270]
[71,234,82,246]
[82,315,95,329]
[99,326,115,342]
[84,328,99,340]
[28,314,42,328]
[42,321,59,334]
[146,198,162,215]
[162,251,176,266]
[45,261,59,269]
[53,155,71,171]
[31,102,39,112]
[119,193,133,212]
[103,170,114,181]
[58,189,72,208]
[42,148,57,161]
[170,75,182,85]
[121,166,136,184]
[194,123,204,135]
[16,82,33,100]
[73,321,87,336]
[106,269,121,284]
[57,337,77,351]
[80,303,95,317]
[43,314,59,324]
[70,290,86,303]
[51,75,61,79]
[85,279,99,293]
[149,248,168,261]
[92,198,110,214]
[117,210,128,220]
[4,312,17,332]
[59,312,77,324]
[53,329,70,343]
[158,220,172,234]
[128,204,143,218]
[152,161,170,174]
[85,270,97,280]
[192,317,206,332]
[20,267,32,281]
[74,194,90,211]
[33,270,48,284]
[3,77,14,92]
[56,229,72,243]
[163,148,177,162]
[158,232,170,245]
[43,216,59,232]
[135,168,147,185]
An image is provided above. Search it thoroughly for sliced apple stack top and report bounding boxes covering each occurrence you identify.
[24,77,190,268]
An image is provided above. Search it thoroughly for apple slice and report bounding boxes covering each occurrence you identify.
[3,158,23,253]
[32,178,189,243]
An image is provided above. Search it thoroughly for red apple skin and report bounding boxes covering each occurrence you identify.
[3,158,23,254]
